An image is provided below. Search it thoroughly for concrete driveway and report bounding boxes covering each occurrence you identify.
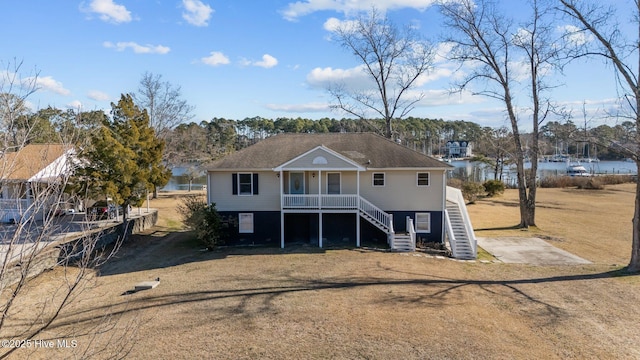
[477,237,591,265]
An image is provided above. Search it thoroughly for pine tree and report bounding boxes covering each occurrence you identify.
[80,94,171,222]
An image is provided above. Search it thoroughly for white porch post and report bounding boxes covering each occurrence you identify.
[356,170,361,247]
[319,212,323,248]
[441,171,446,244]
[356,212,360,247]
[26,182,33,208]
[280,170,285,248]
[317,170,321,209]
[317,169,322,248]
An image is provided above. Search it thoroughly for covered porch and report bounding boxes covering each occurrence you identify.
[274,146,371,248]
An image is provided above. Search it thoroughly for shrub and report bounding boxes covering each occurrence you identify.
[577,177,604,190]
[462,182,485,204]
[540,176,580,188]
[599,174,634,185]
[447,178,464,189]
[177,195,222,250]
[483,179,505,197]
[540,174,634,188]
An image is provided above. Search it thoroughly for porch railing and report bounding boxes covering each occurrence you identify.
[0,199,31,223]
[359,196,392,231]
[282,194,358,209]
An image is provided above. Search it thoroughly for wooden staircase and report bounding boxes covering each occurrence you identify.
[359,197,415,252]
[391,232,415,252]
[444,187,477,259]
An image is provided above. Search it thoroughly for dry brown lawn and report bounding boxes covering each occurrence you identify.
[4,186,640,359]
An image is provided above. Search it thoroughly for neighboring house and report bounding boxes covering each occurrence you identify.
[446,140,472,158]
[207,133,477,258]
[0,144,75,223]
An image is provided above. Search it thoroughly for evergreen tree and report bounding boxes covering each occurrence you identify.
[79,94,171,221]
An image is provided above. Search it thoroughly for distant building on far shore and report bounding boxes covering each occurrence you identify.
[446,140,472,158]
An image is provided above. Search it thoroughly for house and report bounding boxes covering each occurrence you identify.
[207,133,476,258]
[446,140,472,158]
[0,144,75,223]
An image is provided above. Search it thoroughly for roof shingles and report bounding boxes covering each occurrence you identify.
[208,133,452,170]
[0,144,68,181]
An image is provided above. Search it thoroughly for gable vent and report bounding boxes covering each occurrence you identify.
[312,156,328,165]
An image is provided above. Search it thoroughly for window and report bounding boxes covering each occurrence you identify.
[327,173,341,194]
[417,172,430,186]
[232,173,259,195]
[415,213,431,233]
[239,213,254,233]
[239,174,252,195]
[372,173,385,187]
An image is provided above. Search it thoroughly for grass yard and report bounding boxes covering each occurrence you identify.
[3,185,640,359]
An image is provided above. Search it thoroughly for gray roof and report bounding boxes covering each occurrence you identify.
[208,133,452,170]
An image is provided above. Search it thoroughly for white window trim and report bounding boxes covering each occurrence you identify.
[326,172,341,194]
[239,213,254,233]
[238,173,253,196]
[416,172,430,187]
[415,212,431,233]
[372,172,385,187]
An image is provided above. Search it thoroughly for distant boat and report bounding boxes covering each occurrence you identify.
[566,162,590,177]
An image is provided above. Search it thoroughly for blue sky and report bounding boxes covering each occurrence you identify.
[0,0,631,129]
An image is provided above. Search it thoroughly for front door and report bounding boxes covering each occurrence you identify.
[289,172,305,194]
[289,172,305,206]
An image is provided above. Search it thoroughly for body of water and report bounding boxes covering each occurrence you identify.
[449,159,637,184]
[161,167,207,191]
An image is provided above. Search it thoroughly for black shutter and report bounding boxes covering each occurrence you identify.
[253,173,259,195]
[232,173,238,195]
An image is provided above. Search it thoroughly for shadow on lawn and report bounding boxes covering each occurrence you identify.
[96,229,384,277]
[47,266,636,333]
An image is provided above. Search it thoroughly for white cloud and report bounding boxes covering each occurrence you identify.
[306,62,447,90]
[306,65,370,89]
[266,102,331,113]
[559,24,594,46]
[240,54,279,68]
[85,0,132,23]
[282,0,438,21]
[323,17,358,32]
[254,54,279,68]
[103,41,170,54]
[201,51,230,66]
[87,90,110,101]
[27,76,70,96]
[182,0,213,27]
[66,100,84,110]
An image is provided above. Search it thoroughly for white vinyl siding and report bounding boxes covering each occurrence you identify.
[359,170,445,211]
[415,213,431,233]
[209,171,279,212]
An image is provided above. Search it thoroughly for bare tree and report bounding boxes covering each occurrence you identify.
[328,8,435,139]
[0,59,39,150]
[558,0,640,271]
[0,62,137,358]
[132,72,195,139]
[440,0,559,227]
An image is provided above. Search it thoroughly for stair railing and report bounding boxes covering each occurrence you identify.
[443,209,457,257]
[445,186,477,255]
[406,216,416,251]
[359,196,392,233]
